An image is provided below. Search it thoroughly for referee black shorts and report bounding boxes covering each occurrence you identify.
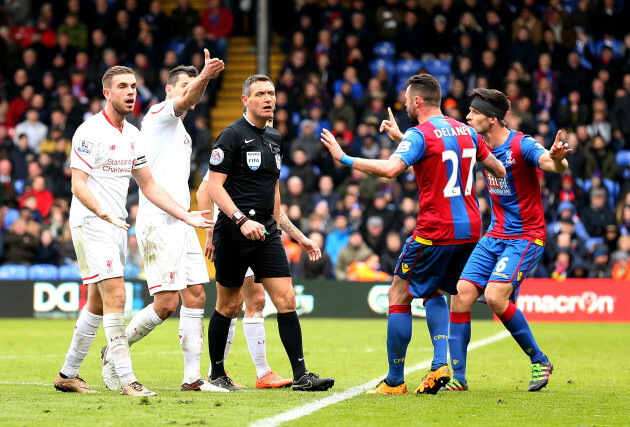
[213,215,291,287]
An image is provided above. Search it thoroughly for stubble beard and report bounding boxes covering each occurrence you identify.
[112,98,134,118]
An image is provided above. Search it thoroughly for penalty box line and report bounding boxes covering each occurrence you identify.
[250,330,511,427]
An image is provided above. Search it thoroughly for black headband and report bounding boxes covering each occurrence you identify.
[470,97,507,120]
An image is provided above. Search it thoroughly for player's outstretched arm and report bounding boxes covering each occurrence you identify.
[174,48,225,115]
[71,168,130,230]
[320,128,407,178]
[479,152,506,178]
[274,181,321,261]
[133,167,214,228]
[196,180,216,260]
[538,130,571,174]
[207,170,266,241]
[379,107,404,143]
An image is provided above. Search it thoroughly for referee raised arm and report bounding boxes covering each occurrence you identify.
[205,74,334,391]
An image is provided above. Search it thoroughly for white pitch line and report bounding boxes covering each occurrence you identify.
[0,350,183,360]
[250,330,511,427]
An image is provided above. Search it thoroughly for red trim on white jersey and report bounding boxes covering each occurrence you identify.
[102,110,123,134]
[73,146,93,169]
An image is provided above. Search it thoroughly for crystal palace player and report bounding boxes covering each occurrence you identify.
[444,88,570,393]
[320,74,506,395]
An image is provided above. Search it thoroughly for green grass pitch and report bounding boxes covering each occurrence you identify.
[0,318,629,426]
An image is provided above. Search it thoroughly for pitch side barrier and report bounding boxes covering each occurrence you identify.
[0,279,628,322]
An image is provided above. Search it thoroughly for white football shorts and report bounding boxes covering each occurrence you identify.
[136,213,210,296]
[71,217,127,285]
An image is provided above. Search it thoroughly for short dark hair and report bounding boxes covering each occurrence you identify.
[405,74,442,108]
[242,74,273,96]
[167,65,199,86]
[469,87,510,126]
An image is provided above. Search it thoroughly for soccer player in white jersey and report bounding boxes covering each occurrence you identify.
[197,171,293,389]
[100,49,227,392]
[53,66,214,396]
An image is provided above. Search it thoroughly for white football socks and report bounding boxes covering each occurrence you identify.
[103,312,136,387]
[60,309,102,378]
[208,317,237,378]
[179,307,205,384]
[126,303,163,346]
[243,317,271,379]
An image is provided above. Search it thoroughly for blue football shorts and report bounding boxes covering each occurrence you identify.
[394,235,476,299]
[460,236,544,301]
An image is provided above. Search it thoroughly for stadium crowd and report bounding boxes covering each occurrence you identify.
[1,0,630,281]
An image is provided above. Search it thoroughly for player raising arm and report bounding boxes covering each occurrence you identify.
[321,74,505,395]
[444,88,570,393]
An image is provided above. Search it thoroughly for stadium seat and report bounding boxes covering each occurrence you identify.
[369,59,396,83]
[424,59,451,75]
[433,74,450,97]
[28,264,59,280]
[373,41,396,59]
[3,208,19,230]
[14,179,24,195]
[396,59,423,88]
[616,150,630,168]
[58,264,82,280]
[0,264,28,280]
[582,177,618,209]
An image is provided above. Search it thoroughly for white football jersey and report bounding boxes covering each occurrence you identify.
[137,98,193,217]
[69,111,146,227]
[202,170,220,221]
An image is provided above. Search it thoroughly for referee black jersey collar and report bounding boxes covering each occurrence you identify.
[241,114,267,133]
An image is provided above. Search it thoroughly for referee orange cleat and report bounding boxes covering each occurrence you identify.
[366,379,408,395]
[256,370,293,389]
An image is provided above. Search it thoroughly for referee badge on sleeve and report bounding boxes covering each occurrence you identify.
[275,154,282,170]
[247,151,261,170]
[210,148,224,165]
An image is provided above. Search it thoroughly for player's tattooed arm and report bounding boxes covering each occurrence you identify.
[480,153,506,178]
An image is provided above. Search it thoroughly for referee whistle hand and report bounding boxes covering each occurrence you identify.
[101,212,130,231]
[241,220,265,240]
[300,238,322,262]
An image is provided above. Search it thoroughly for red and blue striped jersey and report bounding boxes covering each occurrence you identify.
[391,116,490,245]
[482,129,547,244]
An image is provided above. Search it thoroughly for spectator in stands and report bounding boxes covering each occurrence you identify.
[375,0,403,41]
[182,25,216,65]
[347,253,390,282]
[335,230,373,280]
[611,235,630,280]
[10,134,37,182]
[0,159,18,209]
[283,176,311,216]
[288,148,317,193]
[589,244,612,278]
[325,213,351,267]
[363,215,385,253]
[299,231,331,279]
[585,135,616,180]
[291,119,320,163]
[379,230,401,276]
[3,218,38,265]
[282,229,303,279]
[201,0,233,62]
[34,228,60,266]
[311,175,340,215]
[548,201,591,242]
[581,187,616,238]
[19,176,54,219]
[509,26,538,72]
[6,85,34,128]
[13,108,48,152]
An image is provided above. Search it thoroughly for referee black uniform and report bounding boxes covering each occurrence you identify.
[209,115,291,286]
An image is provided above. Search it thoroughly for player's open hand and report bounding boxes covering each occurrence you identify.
[100,212,130,230]
[320,128,344,161]
[204,228,215,261]
[240,219,267,241]
[549,130,572,162]
[299,238,322,262]
[200,48,225,80]
[380,107,404,143]
[184,210,215,229]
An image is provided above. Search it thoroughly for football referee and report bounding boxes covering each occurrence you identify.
[205,74,334,391]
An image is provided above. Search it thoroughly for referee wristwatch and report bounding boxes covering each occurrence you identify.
[232,210,249,228]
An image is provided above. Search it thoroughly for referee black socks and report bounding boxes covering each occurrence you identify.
[277,311,307,380]
[208,310,232,380]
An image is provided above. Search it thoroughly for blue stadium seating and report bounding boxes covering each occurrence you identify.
[14,179,24,195]
[58,264,82,280]
[424,59,451,75]
[0,264,28,280]
[396,59,423,88]
[581,177,620,209]
[3,208,19,230]
[369,59,396,83]
[373,41,396,59]
[616,150,630,168]
[28,264,59,280]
